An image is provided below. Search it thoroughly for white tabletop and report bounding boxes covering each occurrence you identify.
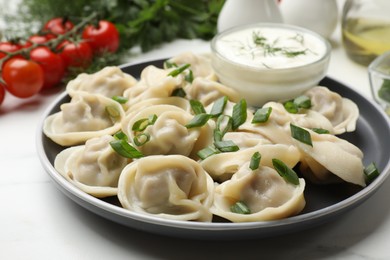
[2,3,390,260]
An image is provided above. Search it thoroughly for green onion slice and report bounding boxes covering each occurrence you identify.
[213,129,223,142]
[185,113,211,128]
[290,124,313,146]
[167,63,190,77]
[132,114,157,132]
[111,96,128,104]
[190,99,206,115]
[110,139,144,159]
[250,152,261,170]
[364,162,380,184]
[209,96,228,117]
[216,114,232,136]
[311,128,330,134]
[294,95,311,109]
[171,88,186,97]
[272,158,300,185]
[252,107,272,124]
[185,69,194,83]
[230,201,251,214]
[133,133,150,146]
[164,60,177,68]
[232,99,247,130]
[113,131,128,141]
[105,105,120,119]
[214,140,239,153]
[197,146,219,160]
[283,100,298,114]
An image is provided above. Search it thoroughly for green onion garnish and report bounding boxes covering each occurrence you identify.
[252,107,272,124]
[164,60,177,68]
[185,69,194,83]
[230,201,251,214]
[294,95,311,109]
[250,152,261,170]
[110,139,144,159]
[185,113,211,128]
[113,131,128,141]
[213,129,223,142]
[111,96,128,104]
[272,158,299,185]
[105,105,120,119]
[232,99,247,130]
[283,100,298,114]
[214,140,239,153]
[190,99,206,115]
[133,133,150,146]
[167,63,190,77]
[290,124,313,146]
[197,146,219,160]
[171,88,186,97]
[364,162,380,184]
[311,128,330,134]
[132,114,157,132]
[209,96,228,117]
[216,114,232,136]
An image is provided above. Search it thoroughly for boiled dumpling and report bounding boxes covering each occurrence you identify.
[43,92,125,146]
[117,155,214,221]
[54,135,129,197]
[211,161,306,222]
[66,66,137,98]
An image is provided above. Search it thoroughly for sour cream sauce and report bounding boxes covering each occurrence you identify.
[215,27,327,69]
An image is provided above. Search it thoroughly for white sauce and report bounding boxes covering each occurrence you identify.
[215,27,327,69]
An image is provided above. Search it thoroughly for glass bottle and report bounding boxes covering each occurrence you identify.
[342,0,390,66]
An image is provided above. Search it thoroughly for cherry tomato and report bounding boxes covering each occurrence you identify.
[2,58,44,98]
[0,83,6,106]
[0,41,22,61]
[30,46,65,89]
[43,17,74,35]
[57,40,93,69]
[82,20,119,54]
[24,34,55,48]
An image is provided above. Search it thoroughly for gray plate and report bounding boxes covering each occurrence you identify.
[36,59,390,240]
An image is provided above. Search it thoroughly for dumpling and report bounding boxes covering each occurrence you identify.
[117,155,214,222]
[304,86,359,134]
[66,66,137,98]
[43,92,125,146]
[185,77,240,106]
[293,128,366,186]
[123,65,185,108]
[211,161,306,222]
[121,104,213,158]
[165,52,218,81]
[201,144,301,182]
[125,96,191,116]
[54,135,129,197]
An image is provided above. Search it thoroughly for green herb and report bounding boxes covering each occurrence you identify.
[132,114,157,132]
[133,133,150,146]
[113,131,128,141]
[105,105,120,120]
[252,107,272,124]
[190,99,206,115]
[311,128,330,134]
[171,88,186,98]
[230,201,251,214]
[185,113,212,128]
[232,99,247,130]
[214,140,239,153]
[290,124,313,146]
[250,152,261,170]
[272,158,300,185]
[110,139,144,159]
[164,60,178,69]
[364,162,380,184]
[216,114,232,136]
[112,96,128,104]
[283,100,299,114]
[284,95,311,114]
[167,63,190,77]
[378,79,390,103]
[209,96,228,117]
[185,69,194,83]
[197,146,219,160]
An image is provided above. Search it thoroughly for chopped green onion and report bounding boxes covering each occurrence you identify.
[185,69,194,83]
[197,146,219,160]
[252,107,272,124]
[105,105,120,119]
[110,139,144,159]
[190,99,206,115]
[364,162,380,184]
[214,140,239,153]
[311,128,330,134]
[164,60,177,68]
[283,100,298,114]
[232,99,247,130]
[290,124,313,146]
[250,152,261,170]
[167,63,190,77]
[185,113,211,128]
[171,88,186,97]
[294,95,311,109]
[272,158,299,185]
[213,129,223,142]
[113,131,128,141]
[132,114,157,132]
[148,114,158,125]
[133,133,150,146]
[216,114,232,136]
[209,96,228,117]
[230,201,251,214]
[111,96,128,104]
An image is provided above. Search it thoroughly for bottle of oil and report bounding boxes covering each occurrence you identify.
[342,0,390,66]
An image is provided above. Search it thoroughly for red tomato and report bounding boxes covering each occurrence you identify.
[0,83,5,106]
[0,41,22,60]
[30,46,65,89]
[24,34,55,48]
[82,20,119,54]
[57,40,93,69]
[43,17,74,35]
[2,58,44,98]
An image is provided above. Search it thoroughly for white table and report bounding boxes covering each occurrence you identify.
[2,5,390,260]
